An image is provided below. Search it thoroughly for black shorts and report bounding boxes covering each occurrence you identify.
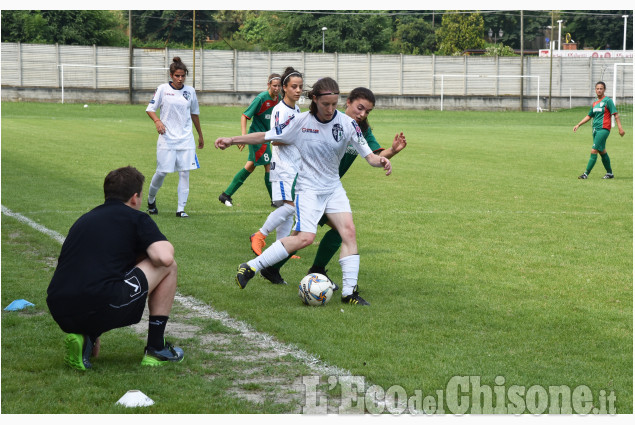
[52,267,149,336]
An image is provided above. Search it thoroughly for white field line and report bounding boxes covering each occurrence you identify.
[1,204,351,379]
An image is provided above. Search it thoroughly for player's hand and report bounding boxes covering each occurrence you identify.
[619,128,625,137]
[392,132,407,153]
[237,143,245,151]
[215,137,233,150]
[198,135,205,149]
[573,125,579,133]
[380,157,392,176]
[155,120,166,135]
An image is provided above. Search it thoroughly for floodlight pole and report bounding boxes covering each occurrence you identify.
[322,27,327,53]
[549,11,554,112]
[192,10,196,89]
[520,10,524,111]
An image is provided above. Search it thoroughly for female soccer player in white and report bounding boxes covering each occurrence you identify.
[146,57,204,217]
[215,77,391,305]
[250,67,303,261]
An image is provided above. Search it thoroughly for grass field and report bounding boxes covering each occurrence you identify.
[1,101,632,414]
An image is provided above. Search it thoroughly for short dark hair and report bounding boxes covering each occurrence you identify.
[596,81,606,89]
[103,166,145,202]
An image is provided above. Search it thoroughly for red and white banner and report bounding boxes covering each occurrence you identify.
[539,50,633,58]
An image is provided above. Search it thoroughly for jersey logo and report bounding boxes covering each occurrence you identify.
[332,123,344,142]
[124,276,141,297]
[183,91,191,100]
[351,120,364,138]
[275,113,296,135]
[302,128,319,134]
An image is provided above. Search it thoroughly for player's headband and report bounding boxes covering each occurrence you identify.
[268,77,281,83]
[283,72,303,85]
[315,92,340,97]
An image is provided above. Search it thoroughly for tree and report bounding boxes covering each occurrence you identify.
[242,11,391,53]
[1,10,126,46]
[436,11,486,55]
[130,10,217,47]
[565,10,632,50]
[390,14,437,55]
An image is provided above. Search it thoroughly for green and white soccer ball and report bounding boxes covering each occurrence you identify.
[298,273,333,306]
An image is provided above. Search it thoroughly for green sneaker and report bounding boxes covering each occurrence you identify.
[141,341,184,366]
[64,333,94,371]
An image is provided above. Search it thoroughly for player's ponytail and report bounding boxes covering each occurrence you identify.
[169,57,189,77]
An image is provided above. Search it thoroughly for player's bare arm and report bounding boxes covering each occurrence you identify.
[380,132,407,159]
[573,116,591,133]
[614,114,625,137]
[364,153,392,176]
[147,111,166,135]
[191,114,204,149]
[215,132,268,150]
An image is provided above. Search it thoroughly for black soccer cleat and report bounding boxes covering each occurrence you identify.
[176,211,189,218]
[236,263,256,289]
[578,173,588,179]
[341,286,370,306]
[307,265,339,291]
[603,173,614,179]
[219,192,233,207]
[260,266,287,285]
[148,201,158,215]
[141,341,184,366]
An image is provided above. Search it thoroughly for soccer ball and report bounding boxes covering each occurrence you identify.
[298,273,333,306]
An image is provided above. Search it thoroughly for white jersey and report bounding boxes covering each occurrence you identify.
[265,110,372,194]
[146,82,199,150]
[269,100,301,183]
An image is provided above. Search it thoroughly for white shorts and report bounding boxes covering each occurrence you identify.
[156,149,200,173]
[294,185,351,234]
[271,180,295,203]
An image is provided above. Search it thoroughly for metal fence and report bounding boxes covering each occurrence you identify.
[2,42,633,103]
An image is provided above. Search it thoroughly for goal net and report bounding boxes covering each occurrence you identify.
[612,63,633,128]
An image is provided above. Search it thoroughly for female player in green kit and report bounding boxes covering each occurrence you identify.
[573,81,625,179]
[218,74,281,206]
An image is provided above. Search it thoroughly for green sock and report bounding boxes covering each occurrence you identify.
[313,228,342,269]
[264,171,272,200]
[600,152,612,174]
[585,153,598,175]
[272,251,296,270]
[225,168,251,196]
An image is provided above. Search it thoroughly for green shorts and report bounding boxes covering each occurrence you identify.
[248,142,272,166]
[592,129,610,152]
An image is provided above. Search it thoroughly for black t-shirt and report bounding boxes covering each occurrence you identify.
[47,199,168,317]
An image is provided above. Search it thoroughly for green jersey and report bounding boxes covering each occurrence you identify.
[588,96,617,132]
[243,91,280,133]
[339,125,383,177]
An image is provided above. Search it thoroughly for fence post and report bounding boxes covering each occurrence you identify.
[334,52,339,82]
[93,44,97,90]
[55,43,60,88]
[200,47,204,91]
[431,54,436,95]
[18,42,23,87]
[367,52,371,89]
[233,50,238,92]
[399,53,403,96]
[463,55,467,96]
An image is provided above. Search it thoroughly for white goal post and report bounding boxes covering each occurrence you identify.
[612,62,633,127]
[435,74,541,112]
[57,64,169,104]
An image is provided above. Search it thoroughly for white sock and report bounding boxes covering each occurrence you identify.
[339,254,360,297]
[148,172,166,203]
[177,171,190,211]
[275,214,295,241]
[248,240,290,272]
[260,203,295,236]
